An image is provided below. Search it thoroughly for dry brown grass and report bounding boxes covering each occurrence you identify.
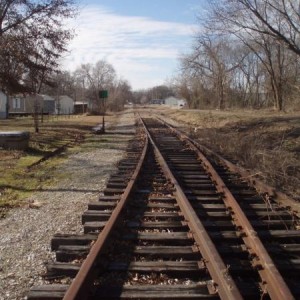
[154,107,300,200]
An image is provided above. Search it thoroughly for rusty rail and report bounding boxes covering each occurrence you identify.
[141,118,243,300]
[162,119,295,300]
[56,117,294,300]
[158,116,300,216]
[63,133,148,300]
[190,136,300,217]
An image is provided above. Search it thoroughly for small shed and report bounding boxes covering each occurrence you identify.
[56,95,74,114]
[41,95,55,114]
[0,91,7,119]
[74,101,88,114]
[165,96,186,108]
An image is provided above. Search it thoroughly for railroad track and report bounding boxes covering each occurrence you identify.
[28,117,300,299]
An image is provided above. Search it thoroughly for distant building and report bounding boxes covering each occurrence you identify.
[150,99,165,105]
[9,95,25,113]
[56,95,74,114]
[74,101,88,114]
[164,96,186,108]
[0,91,7,119]
[177,99,187,108]
[9,94,43,114]
[6,94,74,116]
[40,94,55,114]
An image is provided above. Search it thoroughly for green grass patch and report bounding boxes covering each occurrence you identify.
[0,152,73,218]
[0,114,131,217]
[0,117,96,217]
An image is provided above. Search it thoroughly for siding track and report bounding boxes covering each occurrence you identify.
[28,117,300,300]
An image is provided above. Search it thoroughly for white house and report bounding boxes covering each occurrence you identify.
[56,95,74,114]
[9,94,43,114]
[0,91,7,119]
[164,96,187,108]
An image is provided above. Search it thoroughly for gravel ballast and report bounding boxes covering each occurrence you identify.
[0,111,135,300]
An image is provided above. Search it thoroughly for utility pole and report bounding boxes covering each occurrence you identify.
[99,90,108,133]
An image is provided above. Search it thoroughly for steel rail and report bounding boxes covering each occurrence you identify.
[188,136,300,217]
[162,119,295,300]
[63,132,148,300]
[158,116,300,216]
[141,118,243,300]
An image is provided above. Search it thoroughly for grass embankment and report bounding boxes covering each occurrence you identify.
[161,108,300,200]
[0,114,123,217]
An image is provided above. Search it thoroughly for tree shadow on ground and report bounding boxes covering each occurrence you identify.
[0,184,100,194]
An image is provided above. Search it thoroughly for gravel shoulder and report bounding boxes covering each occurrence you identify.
[0,111,135,300]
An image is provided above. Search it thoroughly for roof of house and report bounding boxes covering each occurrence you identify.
[40,94,55,101]
[165,96,185,101]
[59,95,74,101]
[74,101,88,105]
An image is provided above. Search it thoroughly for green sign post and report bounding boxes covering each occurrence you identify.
[99,90,108,133]
[99,90,108,99]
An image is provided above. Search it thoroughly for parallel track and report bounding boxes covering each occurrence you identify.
[28,117,300,300]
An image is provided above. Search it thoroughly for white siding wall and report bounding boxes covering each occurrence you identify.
[165,97,186,107]
[56,96,74,114]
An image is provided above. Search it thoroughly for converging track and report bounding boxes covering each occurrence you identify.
[28,117,300,300]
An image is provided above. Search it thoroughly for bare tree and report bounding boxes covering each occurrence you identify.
[228,33,288,110]
[210,0,300,56]
[172,73,210,109]
[204,0,300,110]
[0,0,76,98]
[132,90,146,104]
[233,49,264,108]
[108,79,132,111]
[181,34,244,109]
[147,85,175,100]
[76,60,116,114]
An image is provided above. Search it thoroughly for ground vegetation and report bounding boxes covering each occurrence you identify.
[159,107,300,200]
[0,113,122,216]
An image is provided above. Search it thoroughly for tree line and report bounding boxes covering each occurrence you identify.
[0,0,132,115]
[174,0,300,111]
[3,0,300,113]
[42,61,132,114]
[0,0,76,96]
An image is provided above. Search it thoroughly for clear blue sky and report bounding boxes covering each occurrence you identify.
[62,0,208,90]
